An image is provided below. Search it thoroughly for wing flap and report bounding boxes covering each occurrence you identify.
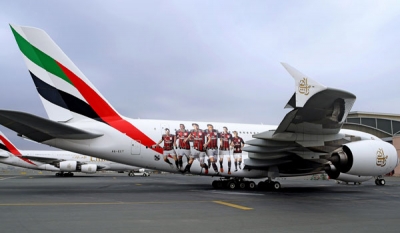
[243,158,292,169]
[0,110,103,142]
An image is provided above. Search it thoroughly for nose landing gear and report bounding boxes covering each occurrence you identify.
[375,176,385,186]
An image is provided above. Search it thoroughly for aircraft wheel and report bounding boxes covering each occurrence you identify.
[239,182,246,189]
[257,181,265,190]
[142,173,147,177]
[228,181,236,189]
[212,180,218,189]
[217,181,224,189]
[55,173,59,177]
[272,182,281,190]
[247,181,256,190]
[375,179,379,185]
[379,179,386,186]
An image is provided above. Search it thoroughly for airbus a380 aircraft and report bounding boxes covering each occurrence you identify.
[0,24,398,190]
[0,131,141,176]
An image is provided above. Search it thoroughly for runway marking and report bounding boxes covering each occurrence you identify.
[135,184,142,186]
[213,201,253,210]
[0,200,253,207]
[0,176,19,181]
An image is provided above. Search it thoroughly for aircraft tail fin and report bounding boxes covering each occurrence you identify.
[10,24,121,123]
[0,131,22,156]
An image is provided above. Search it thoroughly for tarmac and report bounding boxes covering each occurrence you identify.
[0,170,400,233]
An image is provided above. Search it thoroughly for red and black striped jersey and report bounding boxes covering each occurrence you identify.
[220,132,232,150]
[176,130,190,149]
[232,137,245,153]
[161,134,175,151]
[191,129,206,151]
[206,129,219,149]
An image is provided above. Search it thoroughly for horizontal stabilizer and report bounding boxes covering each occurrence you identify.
[0,110,103,142]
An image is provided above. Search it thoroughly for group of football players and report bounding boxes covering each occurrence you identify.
[153,123,245,175]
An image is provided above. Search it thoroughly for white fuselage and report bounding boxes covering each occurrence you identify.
[39,118,382,178]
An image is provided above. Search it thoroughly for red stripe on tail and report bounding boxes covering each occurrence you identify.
[56,62,162,154]
[0,135,36,165]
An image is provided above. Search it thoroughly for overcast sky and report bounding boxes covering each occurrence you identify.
[1,0,400,150]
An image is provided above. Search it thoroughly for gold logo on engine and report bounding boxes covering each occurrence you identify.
[376,148,388,167]
[298,78,311,95]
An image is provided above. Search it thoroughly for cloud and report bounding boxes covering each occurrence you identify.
[0,0,400,149]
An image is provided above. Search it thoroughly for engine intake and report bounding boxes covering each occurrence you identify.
[328,140,398,176]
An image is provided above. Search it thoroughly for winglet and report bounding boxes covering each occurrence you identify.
[281,63,327,108]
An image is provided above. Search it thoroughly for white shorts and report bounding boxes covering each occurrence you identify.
[192,149,206,163]
[163,149,176,156]
[219,150,230,157]
[207,149,218,159]
[233,153,242,159]
[177,149,191,158]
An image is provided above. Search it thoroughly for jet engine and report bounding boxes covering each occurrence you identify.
[328,140,398,176]
[57,161,78,172]
[81,164,97,173]
[334,173,372,183]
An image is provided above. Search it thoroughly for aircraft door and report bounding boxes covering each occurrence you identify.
[131,140,141,155]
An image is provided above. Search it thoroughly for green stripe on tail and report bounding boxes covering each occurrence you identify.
[10,25,73,85]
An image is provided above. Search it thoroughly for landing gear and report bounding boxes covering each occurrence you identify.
[55,172,74,177]
[375,176,385,186]
[257,179,281,191]
[128,172,134,177]
[212,178,257,190]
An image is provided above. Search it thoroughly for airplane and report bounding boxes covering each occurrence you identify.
[0,24,398,190]
[0,130,144,177]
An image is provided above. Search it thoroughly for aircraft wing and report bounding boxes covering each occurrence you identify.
[275,63,356,135]
[243,63,356,175]
[21,155,106,170]
[0,110,103,142]
[22,155,63,165]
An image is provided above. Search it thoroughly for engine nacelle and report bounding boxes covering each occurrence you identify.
[58,161,78,172]
[81,164,97,173]
[334,173,372,183]
[329,140,398,176]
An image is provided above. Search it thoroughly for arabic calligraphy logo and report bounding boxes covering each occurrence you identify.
[298,77,311,95]
[376,148,388,167]
[67,163,72,169]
